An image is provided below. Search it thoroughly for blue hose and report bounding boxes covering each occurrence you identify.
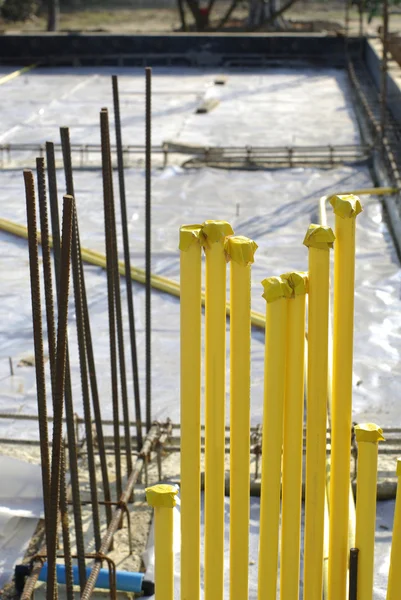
[38,563,145,592]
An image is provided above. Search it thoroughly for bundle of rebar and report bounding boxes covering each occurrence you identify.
[19,69,166,600]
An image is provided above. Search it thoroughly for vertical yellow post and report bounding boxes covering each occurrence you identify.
[386,458,401,600]
[225,235,258,600]
[179,225,203,600]
[258,276,292,600]
[145,484,178,600]
[328,195,363,600]
[280,272,308,600]
[355,423,385,600]
[302,224,335,600]
[203,220,234,600]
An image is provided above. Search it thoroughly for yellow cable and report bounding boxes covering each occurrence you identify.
[0,64,37,86]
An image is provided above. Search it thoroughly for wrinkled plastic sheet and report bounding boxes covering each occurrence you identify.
[1,164,400,433]
[0,66,360,149]
[0,455,43,589]
[142,491,394,599]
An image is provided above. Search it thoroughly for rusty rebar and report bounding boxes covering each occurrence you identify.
[24,169,51,546]
[145,66,152,432]
[380,0,389,142]
[70,200,102,550]
[112,74,143,452]
[81,423,161,600]
[37,156,73,597]
[100,109,123,500]
[59,129,112,526]
[59,442,74,599]
[47,139,88,588]
[46,194,74,600]
[100,106,133,480]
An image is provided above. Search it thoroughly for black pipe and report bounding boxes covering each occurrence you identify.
[145,67,152,432]
[349,547,359,600]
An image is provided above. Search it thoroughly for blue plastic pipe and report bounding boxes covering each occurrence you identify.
[38,563,144,592]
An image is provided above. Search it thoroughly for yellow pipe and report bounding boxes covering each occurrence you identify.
[226,235,257,600]
[179,225,202,600]
[328,195,363,600]
[145,484,178,600]
[354,423,385,600]
[0,217,266,330]
[258,276,291,600]
[280,272,308,600]
[386,458,401,600]
[303,224,335,600]
[204,220,233,600]
[0,64,37,86]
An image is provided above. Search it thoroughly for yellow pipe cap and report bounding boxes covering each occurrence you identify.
[202,220,234,245]
[179,224,203,251]
[225,235,258,266]
[329,194,363,219]
[303,224,335,250]
[396,458,401,477]
[261,276,292,303]
[354,423,385,443]
[281,271,308,297]
[145,484,178,508]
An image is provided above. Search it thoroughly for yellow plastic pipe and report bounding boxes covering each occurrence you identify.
[0,64,37,86]
[354,423,384,600]
[179,225,202,600]
[225,235,257,600]
[302,224,335,600]
[145,484,178,600]
[280,272,308,600]
[258,276,291,600]
[328,195,363,600]
[386,458,401,600]
[204,220,234,600]
[0,217,266,330]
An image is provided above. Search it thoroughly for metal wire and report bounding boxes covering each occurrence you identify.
[112,74,143,452]
[145,66,152,432]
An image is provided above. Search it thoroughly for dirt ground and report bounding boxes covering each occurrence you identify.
[1,2,401,36]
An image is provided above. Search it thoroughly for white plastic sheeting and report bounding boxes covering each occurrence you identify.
[0,66,360,148]
[0,456,43,589]
[1,164,401,433]
[142,491,396,599]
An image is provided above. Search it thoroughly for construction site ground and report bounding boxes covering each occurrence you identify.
[0,63,400,597]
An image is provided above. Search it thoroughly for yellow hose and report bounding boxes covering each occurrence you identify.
[0,64,37,86]
[0,216,266,329]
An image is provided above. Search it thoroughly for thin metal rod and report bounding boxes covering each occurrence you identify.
[349,547,359,600]
[380,0,389,142]
[81,424,160,600]
[59,442,74,599]
[37,156,73,597]
[59,130,113,527]
[46,195,74,600]
[70,200,102,550]
[101,105,133,478]
[46,140,88,589]
[145,66,152,432]
[112,74,143,452]
[100,109,123,499]
[24,168,51,545]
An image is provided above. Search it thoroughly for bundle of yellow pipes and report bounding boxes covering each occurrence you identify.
[1,186,400,599]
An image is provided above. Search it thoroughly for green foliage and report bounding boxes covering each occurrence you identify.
[1,0,39,21]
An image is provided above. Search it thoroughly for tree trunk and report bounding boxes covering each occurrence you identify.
[47,0,59,32]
